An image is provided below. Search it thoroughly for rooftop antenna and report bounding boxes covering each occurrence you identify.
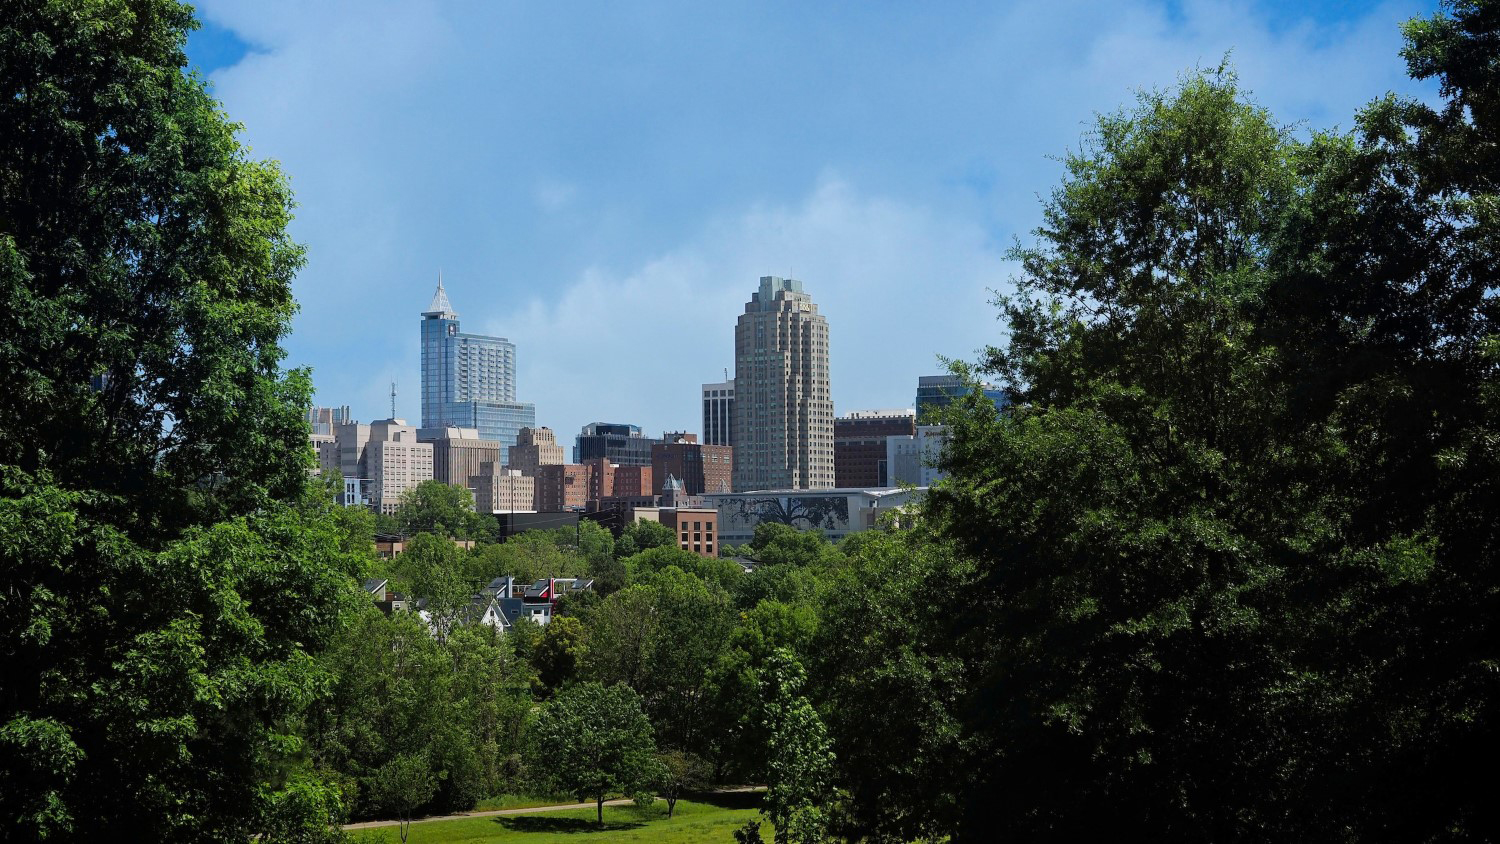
[724,367,729,381]
[390,381,397,419]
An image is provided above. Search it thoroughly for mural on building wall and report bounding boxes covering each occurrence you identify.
[729,495,850,532]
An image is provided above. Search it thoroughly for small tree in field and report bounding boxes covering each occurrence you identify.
[656,750,712,818]
[368,753,436,844]
[528,682,659,826]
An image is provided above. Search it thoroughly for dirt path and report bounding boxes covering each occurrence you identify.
[342,798,635,831]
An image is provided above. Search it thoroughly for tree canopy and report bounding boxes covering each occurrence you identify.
[0,1,352,839]
[818,6,1500,839]
[527,682,660,826]
[394,480,496,541]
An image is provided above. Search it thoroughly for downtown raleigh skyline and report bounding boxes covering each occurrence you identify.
[309,273,995,516]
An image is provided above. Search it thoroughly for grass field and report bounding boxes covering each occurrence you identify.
[349,793,767,843]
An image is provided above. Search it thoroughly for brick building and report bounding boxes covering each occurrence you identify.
[834,410,916,488]
[652,433,732,496]
[533,464,590,511]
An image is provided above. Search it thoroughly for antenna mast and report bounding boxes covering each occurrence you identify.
[390,381,397,419]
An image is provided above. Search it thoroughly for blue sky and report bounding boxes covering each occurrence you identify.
[186,0,1439,442]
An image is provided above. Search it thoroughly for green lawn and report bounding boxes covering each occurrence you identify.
[350,794,767,843]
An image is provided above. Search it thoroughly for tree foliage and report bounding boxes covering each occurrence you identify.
[394,480,494,541]
[616,519,675,558]
[834,7,1500,839]
[305,609,533,822]
[527,682,660,826]
[758,649,834,844]
[0,2,351,838]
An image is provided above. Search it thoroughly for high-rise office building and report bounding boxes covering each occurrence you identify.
[573,422,659,467]
[420,278,536,453]
[732,276,834,491]
[702,379,734,447]
[914,374,1006,421]
[361,418,434,514]
[471,462,536,513]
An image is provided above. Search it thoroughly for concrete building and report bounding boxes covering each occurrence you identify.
[309,432,340,476]
[420,277,536,452]
[702,379,735,447]
[420,426,501,488]
[652,433,733,496]
[664,508,719,557]
[574,422,659,467]
[331,419,376,506]
[834,409,916,488]
[533,463,590,512]
[887,425,948,488]
[496,511,579,540]
[307,405,351,436]
[708,487,923,546]
[732,276,834,491]
[914,374,1007,422]
[471,462,536,513]
[364,419,434,514]
[508,426,565,475]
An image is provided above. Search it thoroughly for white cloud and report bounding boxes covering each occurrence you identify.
[499,174,1010,438]
[190,0,1439,442]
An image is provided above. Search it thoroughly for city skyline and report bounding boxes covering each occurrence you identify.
[184,1,1439,440]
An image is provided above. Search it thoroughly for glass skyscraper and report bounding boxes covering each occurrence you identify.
[420,279,535,457]
[914,374,1007,421]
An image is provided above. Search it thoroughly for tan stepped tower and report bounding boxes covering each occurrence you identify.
[732,276,834,491]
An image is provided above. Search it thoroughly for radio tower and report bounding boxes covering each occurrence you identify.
[390,381,397,420]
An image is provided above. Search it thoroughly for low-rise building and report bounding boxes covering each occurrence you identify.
[707,487,924,547]
[652,433,732,496]
[886,425,948,488]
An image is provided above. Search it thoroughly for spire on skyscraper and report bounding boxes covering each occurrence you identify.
[425,272,456,316]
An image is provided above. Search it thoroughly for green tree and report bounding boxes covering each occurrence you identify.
[582,585,662,690]
[393,533,473,640]
[394,479,494,541]
[367,753,436,844]
[527,682,660,826]
[617,519,675,557]
[919,66,1317,840]
[306,609,532,822]
[759,650,833,844]
[706,599,820,780]
[656,750,711,818]
[466,531,581,586]
[583,568,735,755]
[532,615,586,695]
[0,4,350,838]
[627,544,742,589]
[892,13,1500,838]
[814,531,968,842]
